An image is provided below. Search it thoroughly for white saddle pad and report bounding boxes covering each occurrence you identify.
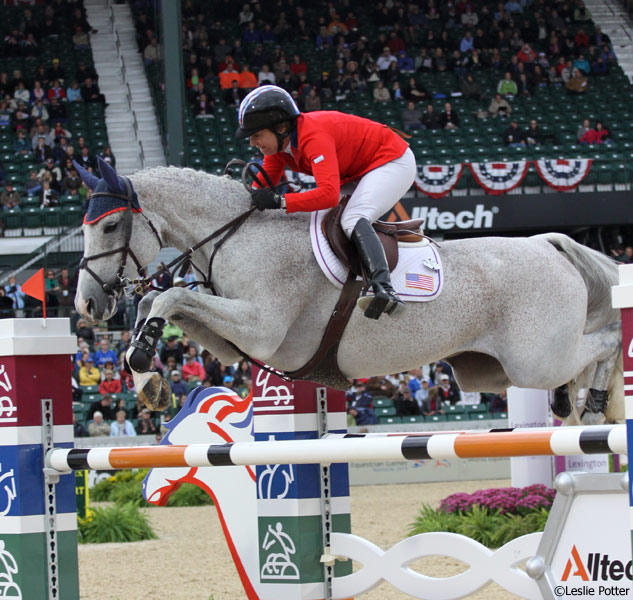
[309,210,444,302]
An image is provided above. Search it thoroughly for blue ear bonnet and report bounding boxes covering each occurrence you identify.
[75,157,142,224]
[84,178,141,225]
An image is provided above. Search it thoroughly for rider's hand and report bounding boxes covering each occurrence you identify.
[251,188,284,211]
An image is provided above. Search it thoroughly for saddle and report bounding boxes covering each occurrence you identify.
[284,197,426,389]
[322,195,425,277]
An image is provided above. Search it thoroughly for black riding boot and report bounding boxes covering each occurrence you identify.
[351,218,405,319]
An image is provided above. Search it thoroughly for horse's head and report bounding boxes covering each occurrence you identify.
[74,157,162,323]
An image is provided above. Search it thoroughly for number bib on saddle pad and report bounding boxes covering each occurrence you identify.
[310,210,444,301]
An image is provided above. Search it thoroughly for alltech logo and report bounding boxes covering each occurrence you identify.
[553,544,632,597]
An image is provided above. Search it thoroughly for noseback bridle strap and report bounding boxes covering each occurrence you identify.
[79,177,163,297]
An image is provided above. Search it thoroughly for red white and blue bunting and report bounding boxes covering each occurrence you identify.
[468,161,530,195]
[413,163,464,199]
[533,158,593,192]
[411,159,595,197]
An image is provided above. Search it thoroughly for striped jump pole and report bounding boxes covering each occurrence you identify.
[46,424,627,472]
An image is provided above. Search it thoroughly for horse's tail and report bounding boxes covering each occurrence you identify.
[537,232,619,333]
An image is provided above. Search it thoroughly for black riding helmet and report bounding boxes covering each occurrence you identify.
[236,85,300,149]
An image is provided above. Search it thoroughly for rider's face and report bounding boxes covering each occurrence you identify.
[249,129,279,155]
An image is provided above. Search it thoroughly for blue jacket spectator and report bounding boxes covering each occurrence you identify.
[243,23,261,44]
[397,52,414,73]
[573,56,590,74]
[169,370,189,397]
[110,410,136,437]
[460,33,474,54]
[346,382,378,425]
[94,338,118,367]
[5,277,25,312]
[13,131,30,156]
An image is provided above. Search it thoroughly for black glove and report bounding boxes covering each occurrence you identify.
[251,188,283,211]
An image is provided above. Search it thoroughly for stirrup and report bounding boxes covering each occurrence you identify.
[128,317,165,372]
[357,284,405,320]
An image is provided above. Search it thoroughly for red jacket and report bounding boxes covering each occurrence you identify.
[99,379,122,395]
[261,111,409,213]
[580,128,609,145]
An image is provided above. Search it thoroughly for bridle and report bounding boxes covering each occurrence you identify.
[79,160,290,300]
[80,160,307,384]
[78,176,163,299]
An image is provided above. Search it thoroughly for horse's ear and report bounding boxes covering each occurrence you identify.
[73,160,99,190]
[97,155,126,195]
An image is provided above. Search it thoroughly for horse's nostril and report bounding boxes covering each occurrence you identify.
[86,297,94,316]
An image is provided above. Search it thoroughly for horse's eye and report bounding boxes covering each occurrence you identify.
[104,223,117,234]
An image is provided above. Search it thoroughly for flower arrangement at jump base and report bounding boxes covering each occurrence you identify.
[409,485,555,548]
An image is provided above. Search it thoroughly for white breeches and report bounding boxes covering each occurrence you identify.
[340,147,416,237]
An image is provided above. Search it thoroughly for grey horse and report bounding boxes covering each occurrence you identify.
[74,159,623,424]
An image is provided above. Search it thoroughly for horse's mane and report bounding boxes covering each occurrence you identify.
[129,166,253,212]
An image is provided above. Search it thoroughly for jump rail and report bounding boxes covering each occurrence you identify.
[46,424,626,472]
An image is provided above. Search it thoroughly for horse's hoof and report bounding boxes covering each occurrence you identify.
[138,372,171,412]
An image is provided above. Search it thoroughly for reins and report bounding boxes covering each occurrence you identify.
[81,160,298,383]
[143,159,288,295]
[79,160,281,299]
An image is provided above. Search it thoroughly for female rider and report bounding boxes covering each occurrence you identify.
[236,85,416,319]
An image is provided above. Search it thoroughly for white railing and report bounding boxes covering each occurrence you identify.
[0,226,84,285]
[108,0,145,169]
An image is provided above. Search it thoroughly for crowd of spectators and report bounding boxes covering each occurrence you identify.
[130,0,620,153]
[72,311,254,438]
[345,361,508,426]
[0,2,112,214]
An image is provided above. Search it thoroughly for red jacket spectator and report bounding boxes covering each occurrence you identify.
[182,357,205,381]
[218,57,239,73]
[99,377,122,395]
[580,126,610,145]
[47,83,66,101]
[575,30,589,48]
[387,33,406,55]
[517,44,536,63]
[289,57,307,77]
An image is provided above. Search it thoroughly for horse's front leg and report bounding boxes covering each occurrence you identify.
[128,287,290,410]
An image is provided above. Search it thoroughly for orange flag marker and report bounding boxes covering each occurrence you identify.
[21,268,46,319]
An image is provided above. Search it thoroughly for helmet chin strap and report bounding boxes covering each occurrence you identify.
[271,120,297,152]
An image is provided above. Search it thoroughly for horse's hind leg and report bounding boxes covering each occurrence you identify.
[552,322,621,424]
[581,346,620,424]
